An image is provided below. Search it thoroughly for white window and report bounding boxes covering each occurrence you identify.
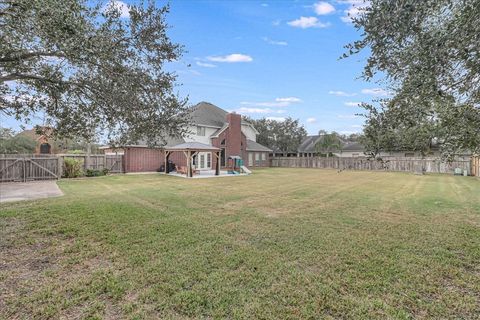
[196,126,206,136]
[248,153,253,166]
[261,153,266,161]
[255,153,260,166]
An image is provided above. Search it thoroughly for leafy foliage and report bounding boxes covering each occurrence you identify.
[1,0,190,145]
[245,117,307,154]
[0,127,36,153]
[63,157,83,178]
[347,0,480,159]
[86,168,108,177]
[314,132,343,157]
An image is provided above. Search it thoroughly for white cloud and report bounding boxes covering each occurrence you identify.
[236,107,286,114]
[275,97,302,103]
[261,3,269,7]
[104,0,130,18]
[272,20,281,26]
[337,0,366,5]
[351,124,363,128]
[314,2,335,15]
[361,88,389,96]
[340,1,370,23]
[329,90,356,97]
[207,54,253,63]
[339,130,361,134]
[266,117,286,122]
[238,107,272,114]
[241,101,288,108]
[196,61,217,68]
[306,117,317,123]
[241,97,302,108]
[262,37,288,46]
[288,16,330,29]
[344,101,362,107]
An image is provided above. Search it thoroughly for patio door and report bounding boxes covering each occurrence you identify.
[197,152,211,170]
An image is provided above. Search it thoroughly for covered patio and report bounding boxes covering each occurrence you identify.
[164,142,221,178]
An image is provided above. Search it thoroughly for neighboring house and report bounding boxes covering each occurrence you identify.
[297,134,347,157]
[336,141,444,158]
[17,127,55,154]
[103,102,272,172]
[297,135,331,157]
[297,135,470,159]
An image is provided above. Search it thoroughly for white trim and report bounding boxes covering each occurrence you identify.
[195,123,223,129]
[210,124,228,138]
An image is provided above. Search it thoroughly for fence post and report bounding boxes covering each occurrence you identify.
[57,156,63,179]
[22,158,26,182]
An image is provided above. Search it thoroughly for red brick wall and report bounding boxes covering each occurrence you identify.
[247,151,270,167]
[211,113,248,167]
[225,113,242,157]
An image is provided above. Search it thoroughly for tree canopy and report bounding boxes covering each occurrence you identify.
[347,0,480,159]
[245,117,307,154]
[0,127,36,153]
[315,131,344,157]
[1,0,190,145]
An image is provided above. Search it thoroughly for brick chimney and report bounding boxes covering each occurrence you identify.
[226,112,242,157]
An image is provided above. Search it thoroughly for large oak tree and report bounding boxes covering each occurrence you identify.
[347,0,480,159]
[245,117,307,155]
[0,0,190,145]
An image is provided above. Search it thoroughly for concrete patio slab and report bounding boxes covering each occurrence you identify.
[0,181,63,203]
[161,170,249,179]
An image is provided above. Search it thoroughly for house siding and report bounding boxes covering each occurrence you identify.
[246,151,270,167]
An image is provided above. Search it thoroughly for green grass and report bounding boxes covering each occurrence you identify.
[1,168,479,319]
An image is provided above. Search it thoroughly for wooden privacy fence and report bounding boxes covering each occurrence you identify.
[0,154,124,182]
[271,157,472,175]
[0,157,61,182]
[59,154,124,173]
[472,156,480,177]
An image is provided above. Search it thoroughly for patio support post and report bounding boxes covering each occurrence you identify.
[187,150,192,177]
[165,151,170,174]
[215,151,220,176]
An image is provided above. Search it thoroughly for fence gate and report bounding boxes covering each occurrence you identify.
[0,157,59,182]
[105,155,124,173]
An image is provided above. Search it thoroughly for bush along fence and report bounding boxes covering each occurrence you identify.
[0,154,124,182]
[270,156,473,175]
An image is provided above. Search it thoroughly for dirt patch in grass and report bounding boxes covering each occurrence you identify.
[0,217,126,319]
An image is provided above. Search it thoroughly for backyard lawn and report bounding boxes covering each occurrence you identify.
[1,168,479,319]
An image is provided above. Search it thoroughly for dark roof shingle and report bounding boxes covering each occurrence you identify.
[246,139,272,152]
[190,102,228,128]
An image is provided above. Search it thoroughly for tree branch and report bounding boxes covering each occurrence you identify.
[0,51,66,63]
[0,72,63,84]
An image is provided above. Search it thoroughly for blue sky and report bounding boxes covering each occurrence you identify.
[2,0,386,135]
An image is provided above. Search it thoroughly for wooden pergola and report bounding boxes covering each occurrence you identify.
[164,142,221,178]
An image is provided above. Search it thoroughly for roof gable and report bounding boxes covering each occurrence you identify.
[190,102,228,128]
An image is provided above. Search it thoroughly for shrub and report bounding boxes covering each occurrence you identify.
[63,158,83,178]
[85,168,109,177]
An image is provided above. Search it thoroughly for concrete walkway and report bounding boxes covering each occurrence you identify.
[0,181,63,203]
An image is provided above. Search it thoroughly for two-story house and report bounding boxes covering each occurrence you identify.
[104,102,272,172]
